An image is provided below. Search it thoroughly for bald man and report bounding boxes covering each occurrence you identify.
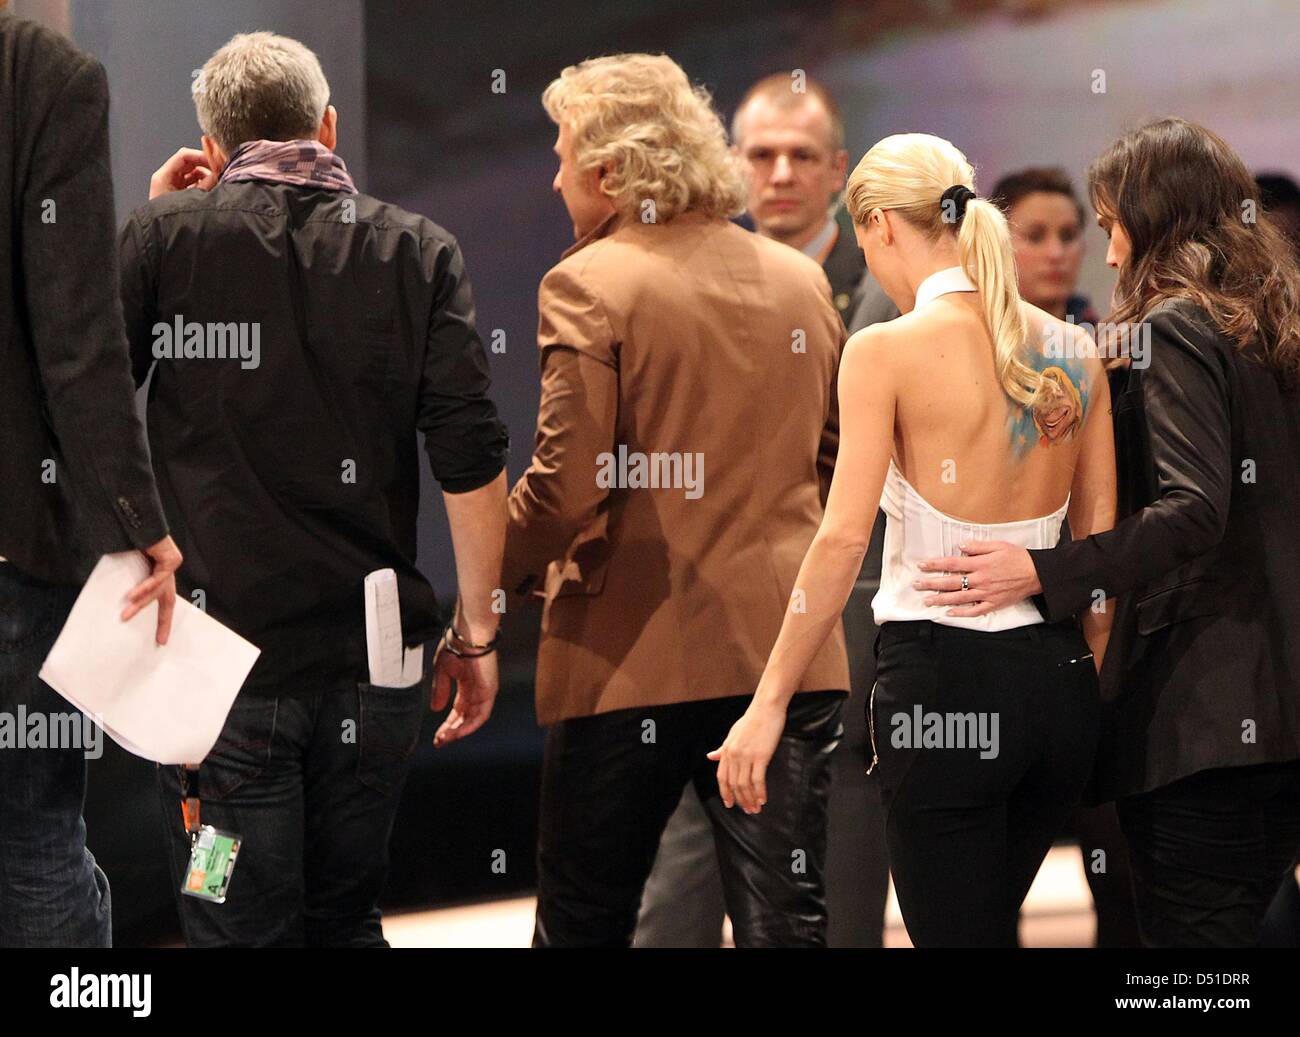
[732,72,896,327]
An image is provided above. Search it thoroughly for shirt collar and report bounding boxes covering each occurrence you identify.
[914,265,977,309]
[560,211,625,260]
[800,216,838,260]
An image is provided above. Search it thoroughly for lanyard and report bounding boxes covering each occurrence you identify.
[180,764,201,836]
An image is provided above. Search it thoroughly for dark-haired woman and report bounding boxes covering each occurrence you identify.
[917,117,1300,947]
[990,166,1100,328]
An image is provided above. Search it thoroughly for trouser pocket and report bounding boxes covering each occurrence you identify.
[200,696,279,799]
[0,563,68,655]
[355,680,425,795]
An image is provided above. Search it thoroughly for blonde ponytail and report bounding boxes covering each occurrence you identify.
[956,198,1035,407]
[847,133,1052,416]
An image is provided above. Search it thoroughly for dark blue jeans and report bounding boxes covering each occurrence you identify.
[0,560,111,947]
[156,677,425,947]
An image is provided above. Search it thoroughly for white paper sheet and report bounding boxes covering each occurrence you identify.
[363,568,424,687]
[38,552,260,764]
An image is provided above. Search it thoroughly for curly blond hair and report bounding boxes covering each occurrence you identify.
[542,53,745,222]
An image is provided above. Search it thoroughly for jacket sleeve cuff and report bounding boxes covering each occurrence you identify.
[1028,544,1080,622]
[113,493,169,551]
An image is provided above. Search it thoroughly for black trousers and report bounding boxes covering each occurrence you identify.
[1072,802,1142,947]
[1117,758,1300,947]
[533,690,846,948]
[872,619,1100,947]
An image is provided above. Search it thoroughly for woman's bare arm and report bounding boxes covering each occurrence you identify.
[710,324,897,813]
[754,326,897,707]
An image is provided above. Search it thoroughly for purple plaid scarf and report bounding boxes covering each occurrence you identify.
[218,139,356,193]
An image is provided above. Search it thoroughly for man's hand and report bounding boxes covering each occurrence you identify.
[913,540,1041,617]
[149,148,216,200]
[122,535,183,644]
[430,640,499,747]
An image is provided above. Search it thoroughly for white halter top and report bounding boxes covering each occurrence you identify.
[869,267,1070,632]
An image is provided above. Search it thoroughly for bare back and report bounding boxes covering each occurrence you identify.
[882,291,1104,523]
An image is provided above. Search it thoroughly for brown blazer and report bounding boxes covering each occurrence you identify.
[503,210,850,725]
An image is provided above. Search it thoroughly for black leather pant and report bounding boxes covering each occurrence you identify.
[533,690,846,948]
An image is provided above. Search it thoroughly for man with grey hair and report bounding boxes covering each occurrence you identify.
[122,31,510,946]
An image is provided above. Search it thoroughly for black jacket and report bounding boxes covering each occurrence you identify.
[0,14,167,583]
[821,212,868,322]
[120,178,508,696]
[1031,298,1300,799]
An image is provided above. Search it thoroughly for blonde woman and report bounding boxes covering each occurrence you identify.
[710,133,1117,947]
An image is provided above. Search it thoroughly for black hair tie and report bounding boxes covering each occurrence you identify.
[940,184,976,224]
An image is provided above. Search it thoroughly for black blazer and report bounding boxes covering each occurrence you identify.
[0,14,166,584]
[1031,297,1300,800]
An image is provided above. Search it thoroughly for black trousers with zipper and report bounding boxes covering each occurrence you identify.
[871,618,1100,947]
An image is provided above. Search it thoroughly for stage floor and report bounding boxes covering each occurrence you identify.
[382,843,1097,948]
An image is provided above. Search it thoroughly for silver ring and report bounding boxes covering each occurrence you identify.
[961,574,970,592]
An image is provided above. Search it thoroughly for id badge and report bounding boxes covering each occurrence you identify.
[182,825,242,903]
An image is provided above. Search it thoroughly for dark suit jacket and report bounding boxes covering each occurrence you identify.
[1031,298,1300,799]
[846,268,900,334]
[0,13,166,584]
[821,212,867,322]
